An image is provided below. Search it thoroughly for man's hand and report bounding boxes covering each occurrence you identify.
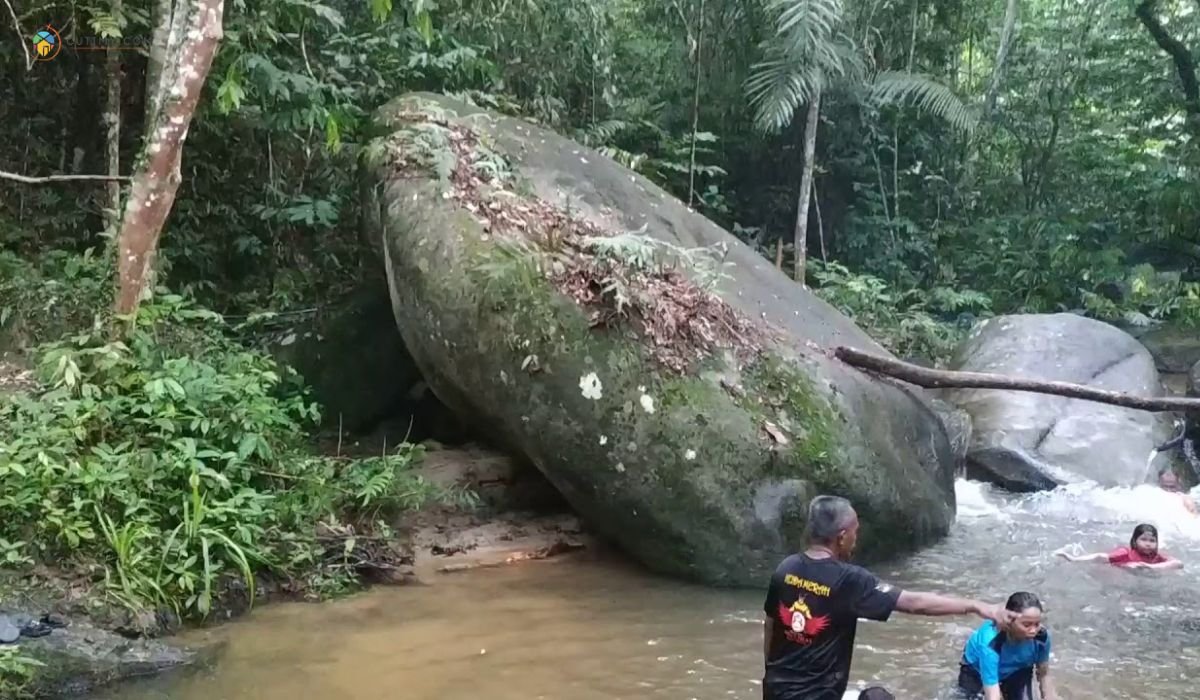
[974,602,1017,627]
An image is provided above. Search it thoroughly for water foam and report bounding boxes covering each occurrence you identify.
[953,479,1009,521]
[966,477,1200,553]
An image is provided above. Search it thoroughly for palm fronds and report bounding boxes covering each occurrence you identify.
[867,71,979,134]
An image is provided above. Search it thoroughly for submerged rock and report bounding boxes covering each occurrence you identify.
[360,92,957,586]
[944,313,1183,490]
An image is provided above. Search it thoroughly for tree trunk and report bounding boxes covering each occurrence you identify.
[103,0,122,232]
[792,90,821,286]
[686,0,705,207]
[834,346,1200,412]
[145,0,174,127]
[983,0,1020,117]
[814,179,826,262]
[1135,0,1200,142]
[114,0,224,317]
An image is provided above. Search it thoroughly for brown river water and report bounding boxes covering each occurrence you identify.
[105,481,1200,700]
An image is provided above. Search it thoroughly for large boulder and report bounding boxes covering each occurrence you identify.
[944,313,1182,490]
[359,92,958,586]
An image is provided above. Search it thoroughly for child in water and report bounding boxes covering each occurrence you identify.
[956,592,1059,700]
[1055,523,1183,570]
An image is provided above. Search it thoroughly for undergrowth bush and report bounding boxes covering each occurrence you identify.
[808,261,992,363]
[0,248,111,347]
[0,291,458,620]
[1081,263,1200,328]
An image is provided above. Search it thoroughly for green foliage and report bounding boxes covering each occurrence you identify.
[0,249,111,346]
[809,261,990,362]
[1082,264,1200,328]
[2,0,1199,449]
[0,292,446,619]
[0,646,42,699]
[865,72,977,135]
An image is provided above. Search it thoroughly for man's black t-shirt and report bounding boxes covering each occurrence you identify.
[762,553,903,700]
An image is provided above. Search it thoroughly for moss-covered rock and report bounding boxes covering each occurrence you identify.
[360,92,956,586]
[0,573,200,698]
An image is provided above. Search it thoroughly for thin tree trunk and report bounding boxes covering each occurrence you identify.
[894,0,919,222]
[983,0,1020,117]
[103,0,122,232]
[774,236,783,269]
[114,0,224,317]
[793,91,820,286]
[686,0,705,207]
[835,346,1200,412]
[814,179,826,262]
[871,148,895,245]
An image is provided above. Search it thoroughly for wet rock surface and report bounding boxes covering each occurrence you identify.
[944,313,1184,490]
[0,609,198,698]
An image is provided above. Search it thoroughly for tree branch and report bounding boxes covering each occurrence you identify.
[834,346,1200,412]
[983,0,1020,117]
[0,170,130,184]
[3,0,33,70]
[1135,0,1200,137]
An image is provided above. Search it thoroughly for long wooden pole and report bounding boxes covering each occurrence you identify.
[834,346,1200,412]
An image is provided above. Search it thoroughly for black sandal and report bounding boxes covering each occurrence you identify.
[40,614,67,629]
[18,620,52,639]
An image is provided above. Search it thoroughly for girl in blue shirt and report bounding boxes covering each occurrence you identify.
[956,592,1060,700]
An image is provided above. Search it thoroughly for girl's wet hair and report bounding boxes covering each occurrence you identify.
[1005,591,1042,613]
[1131,523,1159,549]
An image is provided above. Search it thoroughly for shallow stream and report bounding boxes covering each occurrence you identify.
[106,480,1200,699]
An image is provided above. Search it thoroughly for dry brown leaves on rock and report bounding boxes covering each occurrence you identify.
[384,112,766,374]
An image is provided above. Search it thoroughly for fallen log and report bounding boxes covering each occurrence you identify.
[833,345,1200,413]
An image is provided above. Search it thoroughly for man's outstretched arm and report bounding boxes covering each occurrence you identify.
[895,591,1014,625]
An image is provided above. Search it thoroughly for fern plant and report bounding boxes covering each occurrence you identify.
[583,227,731,290]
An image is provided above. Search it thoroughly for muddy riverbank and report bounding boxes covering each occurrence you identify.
[0,433,592,698]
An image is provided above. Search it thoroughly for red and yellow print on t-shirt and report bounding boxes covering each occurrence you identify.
[777,597,831,645]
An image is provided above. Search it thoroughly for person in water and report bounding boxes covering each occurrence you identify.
[1158,469,1198,515]
[1055,523,1183,570]
[762,495,1016,700]
[956,591,1059,700]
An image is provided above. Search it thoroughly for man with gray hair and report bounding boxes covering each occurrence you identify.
[762,495,1015,700]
